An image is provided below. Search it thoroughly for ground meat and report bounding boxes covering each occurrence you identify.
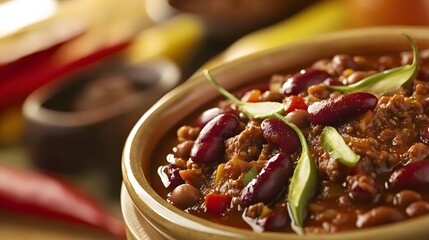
[153,49,429,235]
[402,143,429,164]
[225,121,265,162]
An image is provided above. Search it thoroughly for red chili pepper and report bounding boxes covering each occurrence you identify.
[0,164,125,239]
[205,193,232,215]
[284,95,307,113]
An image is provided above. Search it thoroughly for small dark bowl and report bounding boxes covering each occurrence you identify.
[23,58,180,192]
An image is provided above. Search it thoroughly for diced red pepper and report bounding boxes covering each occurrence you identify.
[284,96,307,113]
[205,193,231,215]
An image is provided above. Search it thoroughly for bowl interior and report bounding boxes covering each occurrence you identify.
[123,27,429,239]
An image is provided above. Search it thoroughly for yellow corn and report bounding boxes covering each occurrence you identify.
[214,163,225,184]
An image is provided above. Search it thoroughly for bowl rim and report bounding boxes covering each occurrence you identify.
[122,26,429,239]
[22,58,180,127]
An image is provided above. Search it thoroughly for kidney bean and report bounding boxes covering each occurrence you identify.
[158,164,185,189]
[261,118,300,154]
[348,174,380,203]
[262,206,289,231]
[307,92,377,126]
[389,160,429,190]
[405,201,429,217]
[194,108,224,128]
[281,68,333,96]
[240,153,292,207]
[323,77,343,86]
[356,207,404,228]
[168,164,185,188]
[393,190,422,207]
[190,113,240,164]
[169,183,201,210]
[242,204,289,232]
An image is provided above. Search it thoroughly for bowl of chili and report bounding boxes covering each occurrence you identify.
[122,27,429,239]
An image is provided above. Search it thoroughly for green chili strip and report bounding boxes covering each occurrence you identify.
[203,70,284,118]
[242,167,258,186]
[321,126,360,167]
[274,113,317,235]
[327,33,419,95]
[204,69,318,235]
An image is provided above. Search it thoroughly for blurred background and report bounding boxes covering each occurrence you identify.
[0,0,428,239]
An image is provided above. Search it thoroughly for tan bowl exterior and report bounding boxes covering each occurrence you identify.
[122,27,429,240]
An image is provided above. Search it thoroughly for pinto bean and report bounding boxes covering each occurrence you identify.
[174,140,194,159]
[356,207,404,228]
[406,201,429,217]
[393,190,422,207]
[169,183,201,210]
[285,109,310,128]
[345,70,377,85]
[177,126,200,141]
[190,113,240,164]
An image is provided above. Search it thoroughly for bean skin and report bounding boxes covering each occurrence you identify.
[261,118,300,154]
[285,109,310,128]
[281,68,333,96]
[393,190,422,207]
[190,113,240,164]
[194,108,224,128]
[348,174,380,203]
[174,140,194,159]
[406,201,429,217]
[262,206,289,231]
[169,184,201,210]
[244,205,289,232]
[356,207,404,228]
[168,164,185,188]
[307,92,377,126]
[389,160,429,190]
[240,153,292,207]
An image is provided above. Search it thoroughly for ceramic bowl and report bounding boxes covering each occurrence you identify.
[121,27,429,239]
[23,58,180,194]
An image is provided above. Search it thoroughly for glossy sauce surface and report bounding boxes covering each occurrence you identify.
[150,50,429,234]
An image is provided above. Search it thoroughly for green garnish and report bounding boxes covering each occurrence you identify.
[243,167,258,186]
[327,33,419,95]
[274,113,317,235]
[321,126,360,167]
[203,70,284,118]
[204,69,317,235]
